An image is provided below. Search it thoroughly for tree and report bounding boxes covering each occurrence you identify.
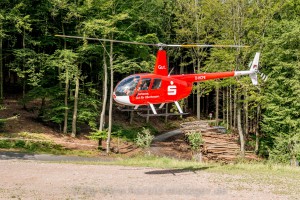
[262,16,300,164]
[51,49,78,134]
[9,2,33,100]
[0,0,13,103]
[71,67,80,137]
[0,11,5,102]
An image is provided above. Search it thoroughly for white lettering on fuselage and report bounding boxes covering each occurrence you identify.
[195,76,206,81]
[158,65,166,69]
[136,92,159,100]
[136,95,159,100]
[137,93,149,95]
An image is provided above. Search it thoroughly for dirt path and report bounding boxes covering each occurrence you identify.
[152,129,182,142]
[0,159,290,200]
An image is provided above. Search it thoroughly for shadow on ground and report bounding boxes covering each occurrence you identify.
[145,166,212,175]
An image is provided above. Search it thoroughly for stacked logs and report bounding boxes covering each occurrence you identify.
[180,121,257,162]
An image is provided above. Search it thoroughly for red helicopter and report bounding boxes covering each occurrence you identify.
[113,48,263,116]
[55,35,267,116]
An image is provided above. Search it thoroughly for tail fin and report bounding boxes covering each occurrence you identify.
[249,52,260,85]
[153,49,168,76]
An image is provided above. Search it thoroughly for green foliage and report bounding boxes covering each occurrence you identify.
[135,128,154,149]
[88,129,107,141]
[112,125,139,141]
[8,49,49,87]
[87,121,107,141]
[110,123,158,142]
[0,139,64,153]
[187,132,203,152]
[260,4,300,161]
[41,85,100,131]
[269,133,300,165]
[50,49,79,81]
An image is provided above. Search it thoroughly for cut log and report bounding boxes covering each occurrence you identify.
[180,121,259,163]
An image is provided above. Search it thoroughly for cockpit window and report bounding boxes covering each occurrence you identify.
[139,78,151,91]
[151,78,162,89]
[115,76,140,96]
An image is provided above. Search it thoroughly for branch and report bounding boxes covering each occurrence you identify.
[0,115,20,122]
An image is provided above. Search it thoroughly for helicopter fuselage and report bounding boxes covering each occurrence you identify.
[112,49,260,115]
[113,70,241,106]
[113,73,193,106]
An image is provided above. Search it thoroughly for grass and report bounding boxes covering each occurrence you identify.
[210,162,300,198]
[110,155,300,198]
[113,155,300,174]
[0,132,98,157]
[114,155,210,169]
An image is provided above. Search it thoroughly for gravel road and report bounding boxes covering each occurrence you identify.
[0,159,291,200]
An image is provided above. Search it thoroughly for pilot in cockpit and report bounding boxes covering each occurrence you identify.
[124,76,139,96]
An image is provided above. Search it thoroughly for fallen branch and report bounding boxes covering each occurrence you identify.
[0,115,20,122]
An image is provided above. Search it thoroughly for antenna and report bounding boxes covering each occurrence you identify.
[168,67,174,76]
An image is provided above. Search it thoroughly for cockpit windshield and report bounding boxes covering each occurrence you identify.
[114,76,140,96]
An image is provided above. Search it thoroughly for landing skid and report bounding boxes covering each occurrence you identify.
[137,112,189,117]
[117,101,187,117]
[117,106,164,112]
[138,101,187,117]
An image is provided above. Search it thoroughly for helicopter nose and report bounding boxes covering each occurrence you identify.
[113,95,134,106]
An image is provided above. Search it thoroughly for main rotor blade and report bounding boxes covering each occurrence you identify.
[55,35,156,46]
[164,44,250,48]
[55,34,249,48]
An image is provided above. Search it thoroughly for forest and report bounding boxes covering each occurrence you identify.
[0,0,299,165]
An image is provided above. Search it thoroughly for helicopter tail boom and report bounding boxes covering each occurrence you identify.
[172,52,261,85]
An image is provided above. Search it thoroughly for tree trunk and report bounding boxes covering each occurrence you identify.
[0,36,3,103]
[226,87,229,130]
[237,93,245,157]
[61,23,68,133]
[196,57,201,120]
[130,111,134,124]
[244,89,249,137]
[98,46,108,149]
[206,95,209,117]
[164,103,168,123]
[99,48,108,131]
[255,104,260,153]
[22,29,26,101]
[233,86,237,131]
[106,41,113,154]
[63,69,69,134]
[146,109,149,123]
[195,0,201,120]
[215,82,219,126]
[71,71,79,137]
[229,86,232,129]
[223,87,226,126]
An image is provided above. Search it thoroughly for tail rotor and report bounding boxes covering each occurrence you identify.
[259,72,268,82]
[249,52,268,85]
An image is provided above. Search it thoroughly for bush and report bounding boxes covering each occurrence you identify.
[269,133,300,166]
[135,128,154,149]
[88,129,107,141]
[187,132,203,152]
